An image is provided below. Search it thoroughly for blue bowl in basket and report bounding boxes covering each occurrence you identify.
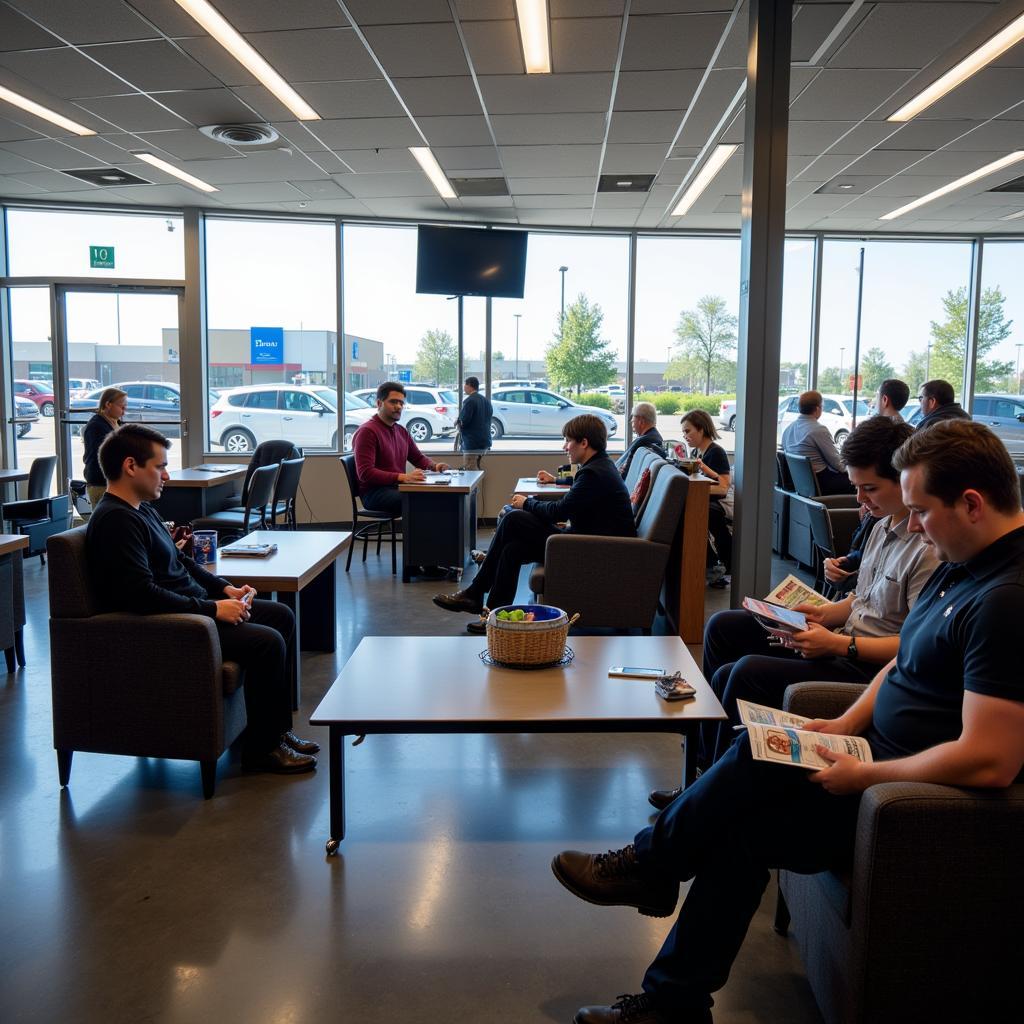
[490,604,565,622]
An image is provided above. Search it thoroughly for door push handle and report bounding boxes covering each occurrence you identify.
[283,416,294,421]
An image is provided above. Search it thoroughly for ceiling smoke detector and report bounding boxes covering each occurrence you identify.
[199,123,280,147]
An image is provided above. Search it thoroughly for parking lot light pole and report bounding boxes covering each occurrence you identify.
[558,266,568,325]
[514,313,521,376]
[1017,344,1023,394]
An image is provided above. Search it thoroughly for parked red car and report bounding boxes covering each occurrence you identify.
[13,379,55,417]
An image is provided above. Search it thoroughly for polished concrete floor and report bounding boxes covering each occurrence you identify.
[0,537,823,1024]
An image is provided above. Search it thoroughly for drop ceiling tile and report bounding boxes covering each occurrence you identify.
[278,198,373,214]
[601,143,669,171]
[0,137,114,170]
[461,20,523,75]
[479,73,613,114]
[0,148,42,174]
[787,120,859,156]
[608,109,683,144]
[134,129,245,160]
[362,23,470,77]
[490,113,605,145]
[175,37,260,88]
[592,209,641,227]
[621,13,732,72]
[714,195,741,213]
[176,150,335,183]
[516,209,593,225]
[826,121,904,155]
[514,194,594,209]
[914,69,1024,121]
[786,180,826,202]
[240,28,381,83]
[946,120,1024,151]
[828,2,994,70]
[198,0,348,31]
[360,197,456,217]
[788,70,916,121]
[553,1,626,14]
[333,147,419,172]
[6,168,98,191]
[914,150,1013,175]
[613,70,703,112]
[632,2,735,12]
[208,181,308,203]
[152,88,267,126]
[875,119,982,150]
[82,40,223,92]
[292,178,352,198]
[396,77,482,117]
[118,0,203,37]
[455,1,515,20]
[331,171,436,198]
[417,114,494,147]
[61,132,139,162]
[673,69,745,150]
[434,145,501,169]
[455,194,514,207]
[103,182,207,205]
[499,144,602,176]
[656,158,694,186]
[868,175,957,198]
[345,0,454,23]
[595,191,648,209]
[304,117,422,149]
[842,150,929,176]
[550,18,622,73]
[791,3,853,63]
[14,0,163,44]
[0,7,61,51]
[0,47,129,99]
[790,154,860,181]
[0,117,43,143]
[507,176,596,194]
[0,174,47,195]
[73,94,189,132]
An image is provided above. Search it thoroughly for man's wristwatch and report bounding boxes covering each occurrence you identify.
[846,636,859,660]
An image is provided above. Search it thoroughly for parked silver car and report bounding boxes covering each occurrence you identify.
[352,385,457,443]
[488,388,618,440]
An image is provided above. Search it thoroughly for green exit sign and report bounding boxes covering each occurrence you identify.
[89,245,115,269]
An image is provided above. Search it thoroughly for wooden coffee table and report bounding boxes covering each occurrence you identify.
[310,634,725,853]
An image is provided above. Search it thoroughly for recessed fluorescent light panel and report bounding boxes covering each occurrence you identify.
[409,148,456,200]
[671,145,737,217]
[134,152,219,193]
[0,84,95,136]
[1003,209,1024,221]
[174,0,319,121]
[515,0,552,74]
[889,11,1024,122]
[880,152,1024,221]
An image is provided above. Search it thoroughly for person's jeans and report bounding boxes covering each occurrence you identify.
[634,736,861,1014]
[464,509,555,609]
[361,486,402,517]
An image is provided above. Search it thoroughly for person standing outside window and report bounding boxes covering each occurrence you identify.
[457,376,492,467]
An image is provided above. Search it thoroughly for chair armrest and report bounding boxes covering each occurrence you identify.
[1,497,50,521]
[783,681,867,719]
[828,508,862,553]
[818,494,859,509]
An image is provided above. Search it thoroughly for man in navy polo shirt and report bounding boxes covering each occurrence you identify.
[549,419,1024,1024]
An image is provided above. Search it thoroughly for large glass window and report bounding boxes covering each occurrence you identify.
[976,241,1024,457]
[204,219,338,453]
[818,239,974,436]
[490,232,628,454]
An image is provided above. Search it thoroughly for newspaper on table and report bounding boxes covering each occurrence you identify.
[764,573,831,609]
[736,699,873,771]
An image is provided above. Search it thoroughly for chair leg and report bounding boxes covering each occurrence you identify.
[376,521,383,555]
[57,749,73,787]
[390,518,397,575]
[4,647,14,673]
[14,628,25,667]
[39,551,45,566]
[345,527,355,571]
[200,760,217,799]
[362,528,370,562]
[773,881,791,936]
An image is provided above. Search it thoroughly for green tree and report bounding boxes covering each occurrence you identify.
[817,365,842,392]
[544,294,617,395]
[902,350,929,395]
[413,328,457,386]
[859,346,895,394]
[666,295,738,395]
[928,286,1013,394]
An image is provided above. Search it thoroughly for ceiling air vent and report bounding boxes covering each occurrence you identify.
[63,167,151,186]
[451,177,509,197]
[598,173,655,193]
[199,123,280,147]
[989,174,1024,193]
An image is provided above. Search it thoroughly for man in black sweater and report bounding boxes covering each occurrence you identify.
[86,424,318,775]
[433,414,636,633]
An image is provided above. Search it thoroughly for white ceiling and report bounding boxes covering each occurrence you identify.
[0,0,1023,232]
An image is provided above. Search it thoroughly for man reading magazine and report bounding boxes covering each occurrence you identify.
[650,415,937,810]
[550,420,1024,1024]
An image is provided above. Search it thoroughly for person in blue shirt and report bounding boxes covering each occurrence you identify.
[551,419,1024,1024]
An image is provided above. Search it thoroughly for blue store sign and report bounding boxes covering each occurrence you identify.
[250,326,283,364]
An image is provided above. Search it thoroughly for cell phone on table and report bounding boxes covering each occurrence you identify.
[609,666,665,679]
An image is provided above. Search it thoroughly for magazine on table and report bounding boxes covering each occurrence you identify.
[736,699,873,770]
[764,573,831,609]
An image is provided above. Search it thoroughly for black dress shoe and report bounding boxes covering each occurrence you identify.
[433,590,483,614]
[574,993,677,1024]
[242,742,317,775]
[466,620,487,635]
[551,844,679,918]
[282,731,320,755]
[648,786,683,811]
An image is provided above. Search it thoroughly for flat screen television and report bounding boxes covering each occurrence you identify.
[416,225,528,299]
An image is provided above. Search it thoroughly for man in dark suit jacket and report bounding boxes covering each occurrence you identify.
[615,401,664,476]
[434,414,636,633]
[457,376,493,458]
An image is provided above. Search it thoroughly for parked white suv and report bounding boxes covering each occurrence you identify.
[209,384,375,453]
[777,393,870,446]
[352,384,458,443]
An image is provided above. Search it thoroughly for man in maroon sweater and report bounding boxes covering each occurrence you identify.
[353,381,451,577]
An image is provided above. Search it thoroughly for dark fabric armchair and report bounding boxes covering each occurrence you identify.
[48,526,246,799]
[776,681,1024,1023]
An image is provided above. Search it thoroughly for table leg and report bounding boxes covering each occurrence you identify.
[276,591,301,710]
[680,728,698,790]
[326,725,346,855]
[299,562,336,651]
[401,493,413,582]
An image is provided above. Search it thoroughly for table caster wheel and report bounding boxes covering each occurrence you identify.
[326,838,340,855]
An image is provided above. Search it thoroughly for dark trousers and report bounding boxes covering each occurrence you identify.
[362,485,401,517]
[707,500,732,571]
[698,609,875,768]
[215,598,294,755]
[635,736,861,1014]
[465,508,556,609]
[815,466,855,495]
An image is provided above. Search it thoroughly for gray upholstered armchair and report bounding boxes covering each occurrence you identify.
[776,681,1024,1023]
[529,463,687,631]
[48,526,246,799]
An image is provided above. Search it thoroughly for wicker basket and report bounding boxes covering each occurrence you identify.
[482,604,580,666]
